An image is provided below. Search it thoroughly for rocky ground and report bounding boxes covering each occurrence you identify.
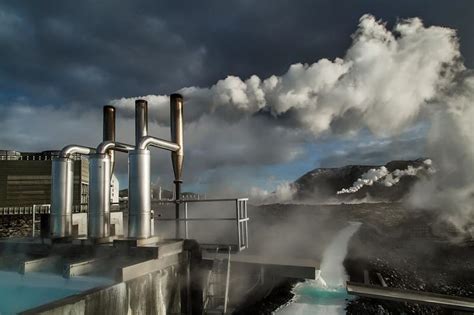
[345,224,474,314]
[0,215,33,238]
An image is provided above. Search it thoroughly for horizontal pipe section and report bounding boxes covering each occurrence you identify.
[59,145,95,158]
[347,282,474,312]
[137,136,180,151]
[97,141,135,154]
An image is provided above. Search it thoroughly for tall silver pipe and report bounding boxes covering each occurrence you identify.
[128,138,179,239]
[127,96,184,239]
[50,158,74,238]
[89,141,134,238]
[51,145,94,238]
[171,94,184,238]
[135,99,148,146]
[88,153,111,238]
[128,149,151,238]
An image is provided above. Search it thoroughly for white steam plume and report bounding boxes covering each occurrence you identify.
[408,74,474,239]
[382,159,435,187]
[337,159,434,194]
[111,14,459,138]
[249,182,296,205]
[337,166,390,194]
[109,15,473,238]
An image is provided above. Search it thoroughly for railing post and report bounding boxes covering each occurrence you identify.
[244,200,248,249]
[236,199,241,250]
[184,202,188,239]
[32,205,36,237]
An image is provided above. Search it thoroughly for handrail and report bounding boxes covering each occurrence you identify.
[154,198,249,251]
[153,198,249,204]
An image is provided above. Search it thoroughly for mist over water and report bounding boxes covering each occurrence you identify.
[276,222,361,315]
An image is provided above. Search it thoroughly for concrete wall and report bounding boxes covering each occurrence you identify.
[110,212,124,236]
[72,213,88,237]
[22,265,184,315]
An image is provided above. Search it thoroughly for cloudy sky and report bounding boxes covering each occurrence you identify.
[1,1,473,195]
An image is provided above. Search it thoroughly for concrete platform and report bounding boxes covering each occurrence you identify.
[202,252,318,279]
[72,235,120,245]
[20,255,61,274]
[347,281,474,312]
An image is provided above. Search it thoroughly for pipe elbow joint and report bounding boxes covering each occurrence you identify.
[138,136,180,152]
[60,145,95,158]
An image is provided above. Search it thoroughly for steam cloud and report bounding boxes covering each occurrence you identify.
[337,159,434,194]
[110,14,474,237]
[112,15,459,138]
[249,181,296,205]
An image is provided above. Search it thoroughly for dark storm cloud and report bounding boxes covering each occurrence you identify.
[1,0,473,107]
[1,1,474,199]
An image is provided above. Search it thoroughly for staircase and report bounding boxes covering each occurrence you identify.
[203,246,232,314]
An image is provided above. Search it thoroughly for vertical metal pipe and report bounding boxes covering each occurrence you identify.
[174,181,181,238]
[50,158,74,238]
[128,99,151,238]
[88,154,111,238]
[171,94,184,238]
[170,94,184,181]
[103,105,116,171]
[135,99,148,146]
[128,149,151,238]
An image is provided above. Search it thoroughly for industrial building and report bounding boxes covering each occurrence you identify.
[0,150,119,210]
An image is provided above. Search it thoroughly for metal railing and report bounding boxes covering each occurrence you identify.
[0,152,84,161]
[155,198,249,251]
[0,204,78,215]
[0,198,250,251]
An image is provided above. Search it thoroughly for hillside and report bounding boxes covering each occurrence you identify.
[293,158,430,203]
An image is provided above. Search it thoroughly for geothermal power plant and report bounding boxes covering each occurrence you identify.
[0,95,325,314]
[0,96,473,314]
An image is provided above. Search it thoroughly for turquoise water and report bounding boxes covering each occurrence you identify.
[275,222,361,315]
[276,281,352,314]
[0,271,114,314]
